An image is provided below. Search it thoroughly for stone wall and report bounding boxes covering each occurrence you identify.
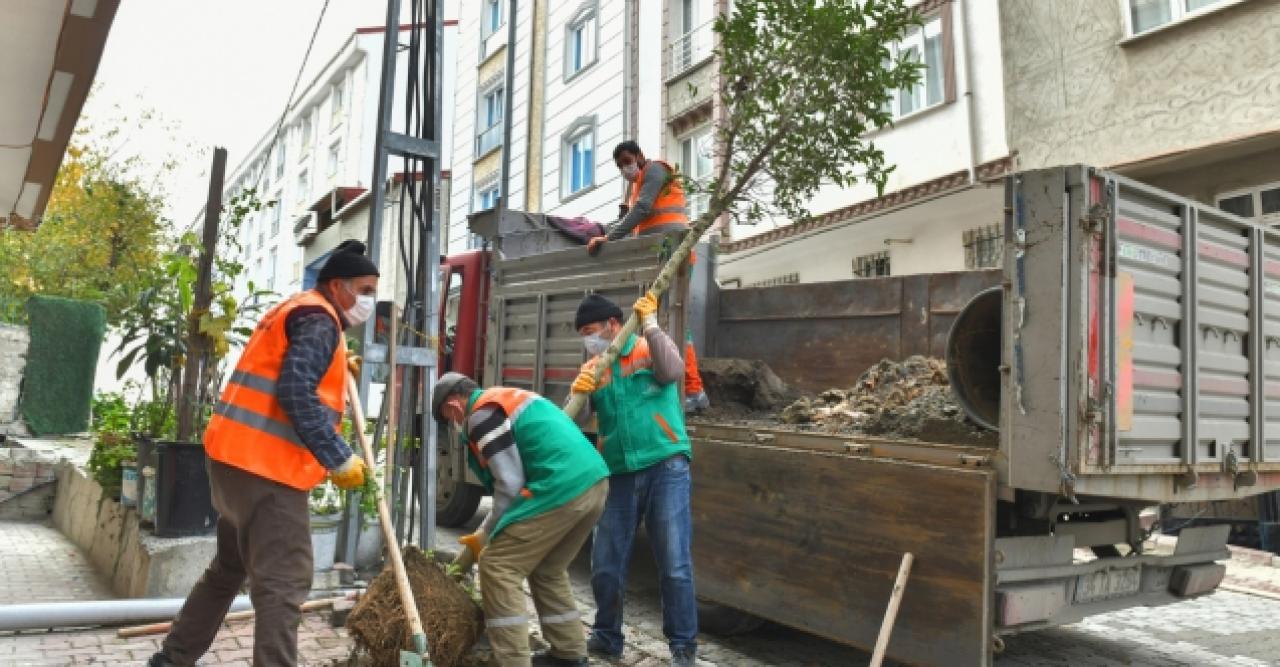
[0,446,58,520]
[0,324,29,435]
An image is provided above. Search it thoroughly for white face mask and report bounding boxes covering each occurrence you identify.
[343,281,376,325]
[583,331,610,356]
[621,164,640,182]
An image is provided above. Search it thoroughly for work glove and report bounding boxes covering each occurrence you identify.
[451,529,488,574]
[587,236,607,256]
[633,291,659,330]
[346,354,362,376]
[572,368,598,395]
[330,455,367,490]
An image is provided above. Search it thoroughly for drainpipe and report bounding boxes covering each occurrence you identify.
[499,0,517,218]
[0,596,252,632]
[958,0,980,184]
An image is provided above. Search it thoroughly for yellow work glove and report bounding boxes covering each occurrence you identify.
[330,456,367,490]
[572,368,598,394]
[459,530,488,558]
[347,354,362,376]
[633,291,659,329]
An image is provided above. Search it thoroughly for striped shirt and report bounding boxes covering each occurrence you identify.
[467,404,525,535]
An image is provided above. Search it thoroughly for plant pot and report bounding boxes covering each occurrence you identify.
[133,433,158,473]
[120,460,139,508]
[154,441,218,537]
[355,515,385,570]
[140,466,157,528]
[310,512,342,571]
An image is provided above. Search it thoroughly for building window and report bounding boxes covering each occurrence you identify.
[565,5,598,79]
[884,14,945,119]
[853,251,891,278]
[327,141,341,180]
[476,85,504,156]
[275,145,286,181]
[476,181,500,211]
[1218,183,1280,225]
[270,202,281,236]
[748,273,799,288]
[678,127,713,221]
[1127,0,1228,36]
[669,0,712,78]
[484,0,503,36]
[268,248,277,291]
[964,224,1003,270]
[562,120,595,198]
[331,79,346,127]
[297,169,310,208]
[299,113,313,159]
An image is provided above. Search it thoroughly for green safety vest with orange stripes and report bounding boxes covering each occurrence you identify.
[628,159,690,235]
[204,290,347,491]
[586,333,691,475]
[462,387,608,538]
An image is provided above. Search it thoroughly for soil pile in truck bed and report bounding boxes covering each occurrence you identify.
[699,357,799,419]
[778,356,997,446]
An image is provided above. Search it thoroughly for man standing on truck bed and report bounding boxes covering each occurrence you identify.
[571,293,698,667]
[586,140,709,413]
[149,240,375,667]
[432,372,609,667]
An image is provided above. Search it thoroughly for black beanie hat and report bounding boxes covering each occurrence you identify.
[317,240,380,283]
[575,294,623,329]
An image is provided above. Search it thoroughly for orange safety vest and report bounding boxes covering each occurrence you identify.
[627,159,690,235]
[204,290,348,490]
[465,387,539,468]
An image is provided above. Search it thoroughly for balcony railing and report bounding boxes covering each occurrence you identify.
[476,123,503,156]
[667,21,714,80]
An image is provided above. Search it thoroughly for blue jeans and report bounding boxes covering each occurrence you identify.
[590,454,697,655]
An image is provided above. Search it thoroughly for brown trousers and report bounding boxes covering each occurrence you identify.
[480,479,608,667]
[163,460,314,667]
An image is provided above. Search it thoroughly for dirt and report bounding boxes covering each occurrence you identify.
[699,357,799,419]
[346,546,485,667]
[774,356,997,446]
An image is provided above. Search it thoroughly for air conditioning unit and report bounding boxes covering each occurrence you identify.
[293,211,319,246]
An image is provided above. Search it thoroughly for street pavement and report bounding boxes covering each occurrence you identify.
[4,509,1280,665]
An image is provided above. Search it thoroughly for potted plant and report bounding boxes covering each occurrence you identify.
[309,481,344,571]
[88,392,136,500]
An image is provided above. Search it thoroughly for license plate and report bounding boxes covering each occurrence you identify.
[1075,565,1142,603]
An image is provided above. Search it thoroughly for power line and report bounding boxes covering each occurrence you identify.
[253,0,332,193]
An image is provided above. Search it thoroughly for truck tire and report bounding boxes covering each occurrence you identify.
[697,600,765,636]
[435,441,483,527]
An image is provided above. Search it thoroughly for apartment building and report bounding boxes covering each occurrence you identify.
[713,0,1013,286]
[1002,0,1280,220]
[446,0,669,254]
[215,18,457,306]
[720,0,1280,287]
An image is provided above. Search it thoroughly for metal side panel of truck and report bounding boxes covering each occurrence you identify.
[443,165,1280,667]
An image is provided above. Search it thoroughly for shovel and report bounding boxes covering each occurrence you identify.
[345,371,431,667]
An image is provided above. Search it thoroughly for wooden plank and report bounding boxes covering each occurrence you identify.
[692,438,994,667]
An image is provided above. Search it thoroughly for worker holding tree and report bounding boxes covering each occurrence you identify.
[587,140,709,413]
[150,239,377,667]
[432,372,609,667]
[570,292,699,667]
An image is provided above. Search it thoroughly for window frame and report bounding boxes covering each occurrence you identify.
[1121,0,1240,39]
[475,81,505,157]
[484,0,504,37]
[474,172,501,213]
[560,116,597,201]
[274,145,286,182]
[1216,180,1280,225]
[330,78,346,129]
[883,10,954,122]
[327,140,342,181]
[296,169,310,211]
[299,113,313,160]
[852,250,892,278]
[563,2,599,82]
[677,126,714,221]
[963,223,1004,270]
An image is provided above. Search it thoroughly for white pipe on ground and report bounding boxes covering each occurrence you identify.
[0,596,252,632]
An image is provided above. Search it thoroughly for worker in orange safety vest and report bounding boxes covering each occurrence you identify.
[150,239,378,667]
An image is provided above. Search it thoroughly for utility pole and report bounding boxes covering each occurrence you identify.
[177,147,226,442]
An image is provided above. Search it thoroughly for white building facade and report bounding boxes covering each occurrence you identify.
[446,0,666,254]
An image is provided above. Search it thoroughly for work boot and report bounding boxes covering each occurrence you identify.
[531,651,588,666]
[684,391,710,414]
[146,653,178,667]
[587,632,623,659]
[670,648,697,667]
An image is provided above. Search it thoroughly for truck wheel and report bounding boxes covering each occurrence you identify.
[435,445,483,527]
[697,600,765,636]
